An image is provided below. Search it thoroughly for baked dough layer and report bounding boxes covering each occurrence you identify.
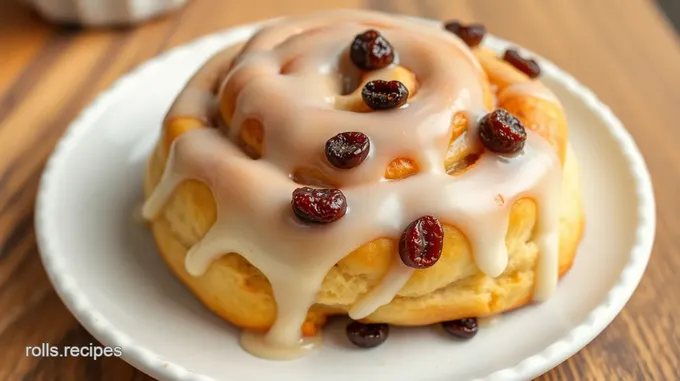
[144,33,584,336]
[144,142,583,335]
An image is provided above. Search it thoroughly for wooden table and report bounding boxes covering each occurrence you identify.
[1,0,679,379]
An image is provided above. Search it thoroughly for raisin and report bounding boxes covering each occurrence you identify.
[350,30,395,70]
[362,80,409,110]
[442,318,479,339]
[478,108,527,154]
[346,321,389,348]
[399,216,444,269]
[444,21,486,47]
[291,187,347,224]
[503,49,541,78]
[325,132,370,169]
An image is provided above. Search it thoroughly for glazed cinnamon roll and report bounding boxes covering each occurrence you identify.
[143,9,584,359]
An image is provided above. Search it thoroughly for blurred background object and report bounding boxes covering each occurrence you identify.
[658,0,680,31]
[21,0,187,26]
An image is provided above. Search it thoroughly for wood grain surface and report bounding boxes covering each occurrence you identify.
[1,0,679,380]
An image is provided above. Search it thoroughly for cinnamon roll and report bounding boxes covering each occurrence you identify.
[143,10,584,359]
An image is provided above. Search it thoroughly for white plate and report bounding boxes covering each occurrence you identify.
[35,21,656,381]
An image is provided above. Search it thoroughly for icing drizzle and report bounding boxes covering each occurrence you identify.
[143,10,562,359]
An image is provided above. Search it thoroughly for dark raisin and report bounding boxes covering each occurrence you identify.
[346,321,389,348]
[503,49,541,78]
[362,80,409,110]
[442,318,479,339]
[478,108,527,154]
[325,132,370,169]
[291,187,347,224]
[399,216,444,269]
[444,21,486,47]
[350,30,395,71]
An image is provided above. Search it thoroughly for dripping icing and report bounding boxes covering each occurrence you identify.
[498,80,562,106]
[143,10,563,358]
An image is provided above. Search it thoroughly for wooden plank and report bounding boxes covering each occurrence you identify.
[0,0,53,98]
[0,0,678,379]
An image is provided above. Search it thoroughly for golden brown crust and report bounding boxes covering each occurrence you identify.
[145,142,583,334]
[474,47,568,163]
[145,42,584,336]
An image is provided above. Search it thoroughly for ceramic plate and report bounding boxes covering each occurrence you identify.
[35,21,655,381]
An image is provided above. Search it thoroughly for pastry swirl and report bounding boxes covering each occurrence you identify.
[143,9,583,358]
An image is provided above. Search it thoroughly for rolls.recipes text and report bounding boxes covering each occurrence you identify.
[26,343,123,360]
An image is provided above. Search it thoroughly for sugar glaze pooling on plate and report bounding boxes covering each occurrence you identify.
[142,10,562,359]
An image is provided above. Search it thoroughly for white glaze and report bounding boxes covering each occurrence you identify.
[240,331,320,360]
[498,80,562,106]
[143,10,563,359]
[349,257,414,320]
